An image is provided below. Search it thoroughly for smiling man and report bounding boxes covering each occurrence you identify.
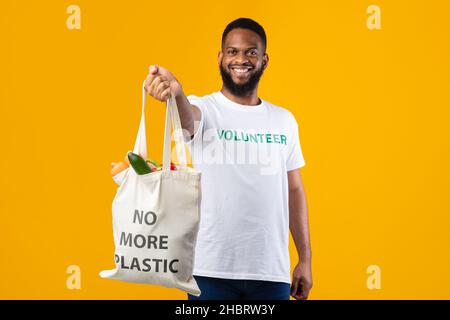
[144,18,312,300]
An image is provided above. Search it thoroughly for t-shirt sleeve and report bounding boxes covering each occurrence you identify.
[285,114,306,171]
[184,94,205,145]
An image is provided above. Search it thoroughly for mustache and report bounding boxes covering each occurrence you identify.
[228,64,254,68]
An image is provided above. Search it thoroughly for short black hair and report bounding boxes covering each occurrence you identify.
[222,18,267,51]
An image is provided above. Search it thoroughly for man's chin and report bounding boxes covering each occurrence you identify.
[232,80,250,87]
[229,76,251,86]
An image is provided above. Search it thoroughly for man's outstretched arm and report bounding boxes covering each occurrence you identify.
[288,168,313,300]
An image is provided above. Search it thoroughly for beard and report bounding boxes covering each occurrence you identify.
[219,62,264,97]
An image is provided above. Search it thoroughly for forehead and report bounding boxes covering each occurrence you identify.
[223,28,263,49]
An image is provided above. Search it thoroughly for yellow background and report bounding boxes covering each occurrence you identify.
[1,0,449,299]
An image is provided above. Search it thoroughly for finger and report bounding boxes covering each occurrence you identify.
[149,65,159,74]
[144,72,165,94]
[111,162,117,168]
[290,280,299,297]
[144,73,158,92]
[151,76,167,97]
[298,283,311,300]
[156,81,170,99]
[146,75,161,94]
[149,76,165,96]
[160,86,171,101]
[298,290,309,300]
[292,287,304,300]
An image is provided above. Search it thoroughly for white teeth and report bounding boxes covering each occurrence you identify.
[232,68,250,73]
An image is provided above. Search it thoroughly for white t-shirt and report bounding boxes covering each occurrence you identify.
[185,91,305,284]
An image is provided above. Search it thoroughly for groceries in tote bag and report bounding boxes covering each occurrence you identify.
[100,82,202,296]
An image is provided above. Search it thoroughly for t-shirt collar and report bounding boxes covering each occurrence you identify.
[216,90,267,112]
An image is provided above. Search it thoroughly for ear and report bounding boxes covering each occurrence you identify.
[263,52,269,70]
[218,51,223,67]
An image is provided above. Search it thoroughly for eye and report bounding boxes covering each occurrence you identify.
[227,49,237,55]
[247,50,257,56]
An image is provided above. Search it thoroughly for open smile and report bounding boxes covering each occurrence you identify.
[230,66,253,75]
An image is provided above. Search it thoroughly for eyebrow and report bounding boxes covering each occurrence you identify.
[225,46,259,50]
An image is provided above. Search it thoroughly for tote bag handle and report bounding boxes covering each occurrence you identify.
[132,81,188,171]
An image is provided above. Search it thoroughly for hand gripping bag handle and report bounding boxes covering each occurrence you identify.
[133,81,188,170]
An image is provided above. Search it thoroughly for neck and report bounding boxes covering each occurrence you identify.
[220,85,261,106]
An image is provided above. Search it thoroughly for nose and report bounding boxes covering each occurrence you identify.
[234,51,249,64]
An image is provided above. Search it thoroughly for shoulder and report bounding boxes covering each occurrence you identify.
[186,92,218,110]
[263,99,299,128]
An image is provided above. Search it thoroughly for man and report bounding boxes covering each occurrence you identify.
[144,18,312,300]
